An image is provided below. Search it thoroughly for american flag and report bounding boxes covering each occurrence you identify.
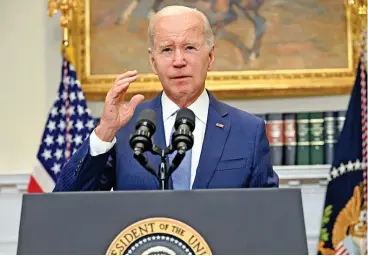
[317,30,367,255]
[27,57,96,193]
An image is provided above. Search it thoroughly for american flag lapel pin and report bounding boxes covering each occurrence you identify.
[216,123,224,128]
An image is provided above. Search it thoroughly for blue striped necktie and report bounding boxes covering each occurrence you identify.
[169,125,192,190]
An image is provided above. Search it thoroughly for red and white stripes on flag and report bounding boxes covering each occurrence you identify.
[27,57,95,193]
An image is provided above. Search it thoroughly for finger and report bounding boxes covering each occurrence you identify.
[112,75,137,93]
[114,75,138,88]
[110,82,130,99]
[107,71,139,103]
[128,94,145,112]
[109,75,138,100]
[114,70,138,84]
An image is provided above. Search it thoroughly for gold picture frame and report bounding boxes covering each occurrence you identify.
[70,0,364,101]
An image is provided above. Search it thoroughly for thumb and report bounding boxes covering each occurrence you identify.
[128,94,145,112]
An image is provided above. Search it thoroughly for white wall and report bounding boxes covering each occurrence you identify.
[1,0,46,174]
[0,0,352,255]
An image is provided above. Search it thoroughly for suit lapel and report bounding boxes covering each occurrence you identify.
[144,93,166,188]
[192,93,230,189]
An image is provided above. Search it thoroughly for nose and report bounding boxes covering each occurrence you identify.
[172,49,186,68]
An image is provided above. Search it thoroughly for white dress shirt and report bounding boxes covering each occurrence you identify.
[89,89,209,189]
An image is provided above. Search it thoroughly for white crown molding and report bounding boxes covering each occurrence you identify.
[274,165,330,180]
[0,165,330,193]
[0,172,30,193]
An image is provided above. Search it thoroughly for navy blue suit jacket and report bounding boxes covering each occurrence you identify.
[53,91,279,191]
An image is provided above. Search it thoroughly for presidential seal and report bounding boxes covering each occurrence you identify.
[106,217,212,255]
[318,182,367,255]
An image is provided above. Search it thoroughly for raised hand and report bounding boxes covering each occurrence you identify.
[95,70,144,142]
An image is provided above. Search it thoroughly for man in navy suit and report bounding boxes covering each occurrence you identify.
[53,5,278,192]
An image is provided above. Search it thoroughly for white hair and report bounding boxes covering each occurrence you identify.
[147,5,214,51]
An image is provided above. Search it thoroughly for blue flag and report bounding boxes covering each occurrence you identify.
[317,56,367,253]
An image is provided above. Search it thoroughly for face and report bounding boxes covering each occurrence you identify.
[148,12,215,107]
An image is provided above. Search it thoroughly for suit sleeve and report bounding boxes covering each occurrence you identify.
[53,137,115,192]
[249,119,279,187]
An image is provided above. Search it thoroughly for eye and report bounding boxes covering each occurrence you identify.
[186,46,196,51]
[162,48,172,53]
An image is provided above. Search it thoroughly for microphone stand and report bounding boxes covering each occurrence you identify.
[134,143,186,190]
[159,152,169,190]
[132,148,157,178]
[151,144,170,190]
[154,144,186,190]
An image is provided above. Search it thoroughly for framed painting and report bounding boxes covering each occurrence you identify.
[70,0,363,101]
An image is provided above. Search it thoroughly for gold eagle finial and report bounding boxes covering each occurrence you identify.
[47,0,77,48]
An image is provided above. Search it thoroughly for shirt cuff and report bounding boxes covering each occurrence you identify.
[89,129,117,156]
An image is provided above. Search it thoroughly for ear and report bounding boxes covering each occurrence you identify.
[207,45,215,71]
[148,48,158,75]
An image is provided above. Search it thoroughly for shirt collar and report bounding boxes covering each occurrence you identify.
[161,89,209,124]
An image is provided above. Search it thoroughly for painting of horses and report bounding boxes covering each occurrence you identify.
[88,0,349,75]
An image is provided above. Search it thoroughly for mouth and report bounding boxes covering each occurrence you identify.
[171,75,191,80]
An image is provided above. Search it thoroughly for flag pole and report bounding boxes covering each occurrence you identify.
[48,0,77,160]
[48,0,76,62]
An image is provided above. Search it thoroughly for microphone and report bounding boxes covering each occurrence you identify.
[129,109,157,155]
[171,108,196,153]
[167,108,196,177]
